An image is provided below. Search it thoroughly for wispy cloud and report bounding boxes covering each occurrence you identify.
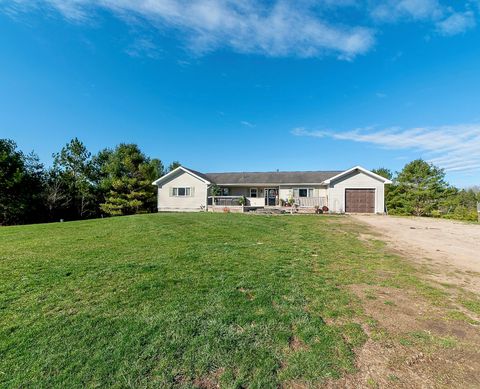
[241,120,255,128]
[125,37,162,59]
[436,11,476,36]
[370,0,477,37]
[2,0,375,60]
[371,0,444,22]
[292,124,480,173]
[291,127,327,137]
[2,0,477,59]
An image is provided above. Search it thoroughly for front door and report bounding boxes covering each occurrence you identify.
[265,188,277,206]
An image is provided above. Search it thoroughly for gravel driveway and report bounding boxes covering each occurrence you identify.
[352,215,480,293]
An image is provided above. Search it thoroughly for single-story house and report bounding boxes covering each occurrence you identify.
[152,166,392,214]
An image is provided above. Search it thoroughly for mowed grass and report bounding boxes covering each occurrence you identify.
[0,213,436,387]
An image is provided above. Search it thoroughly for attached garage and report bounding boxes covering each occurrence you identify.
[152,165,391,214]
[325,167,392,214]
[345,189,375,213]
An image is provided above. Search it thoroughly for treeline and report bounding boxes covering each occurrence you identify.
[0,138,180,226]
[373,160,479,221]
[1,139,479,225]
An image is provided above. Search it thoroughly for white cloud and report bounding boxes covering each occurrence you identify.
[371,0,443,22]
[292,124,480,173]
[125,37,162,59]
[291,127,327,137]
[2,0,375,59]
[436,11,476,36]
[240,120,255,128]
[370,0,477,37]
[2,0,477,58]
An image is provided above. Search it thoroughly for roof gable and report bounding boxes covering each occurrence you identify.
[152,166,211,186]
[152,166,392,187]
[323,166,393,184]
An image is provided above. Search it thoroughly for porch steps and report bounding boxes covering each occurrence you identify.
[248,208,286,215]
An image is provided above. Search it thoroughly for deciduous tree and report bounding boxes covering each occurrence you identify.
[0,139,45,225]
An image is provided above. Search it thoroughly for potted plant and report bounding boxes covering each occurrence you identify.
[238,196,247,206]
[210,184,221,196]
[288,197,295,207]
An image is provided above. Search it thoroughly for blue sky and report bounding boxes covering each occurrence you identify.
[1,0,479,186]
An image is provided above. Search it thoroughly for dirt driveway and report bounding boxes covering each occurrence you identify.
[352,215,480,293]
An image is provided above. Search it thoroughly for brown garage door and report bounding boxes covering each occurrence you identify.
[345,189,375,213]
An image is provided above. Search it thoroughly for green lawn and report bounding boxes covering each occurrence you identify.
[0,213,454,387]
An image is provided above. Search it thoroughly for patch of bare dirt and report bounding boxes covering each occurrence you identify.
[193,368,225,389]
[351,215,480,294]
[322,285,480,389]
[237,287,254,300]
[288,335,307,352]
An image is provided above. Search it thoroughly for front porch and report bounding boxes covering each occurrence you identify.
[207,194,328,213]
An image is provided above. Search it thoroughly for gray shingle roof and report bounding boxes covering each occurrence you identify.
[202,171,343,185]
[183,167,212,183]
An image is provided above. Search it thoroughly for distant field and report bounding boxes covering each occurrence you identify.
[1,213,479,388]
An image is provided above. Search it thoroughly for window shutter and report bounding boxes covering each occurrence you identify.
[169,187,173,197]
[190,187,195,197]
[293,189,299,198]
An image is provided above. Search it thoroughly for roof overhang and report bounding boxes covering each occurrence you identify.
[152,166,211,186]
[322,166,393,185]
[217,183,328,186]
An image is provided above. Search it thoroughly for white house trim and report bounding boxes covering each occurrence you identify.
[323,166,392,185]
[152,166,211,186]
[152,165,390,214]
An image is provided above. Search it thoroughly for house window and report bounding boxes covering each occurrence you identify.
[172,187,191,197]
[250,188,257,198]
[294,188,314,197]
[220,187,229,196]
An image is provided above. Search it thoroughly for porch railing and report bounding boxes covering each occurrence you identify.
[293,197,327,207]
[207,196,328,208]
[208,196,243,206]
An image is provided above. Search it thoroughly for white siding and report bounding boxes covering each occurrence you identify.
[156,170,208,212]
[327,170,386,214]
[279,185,327,200]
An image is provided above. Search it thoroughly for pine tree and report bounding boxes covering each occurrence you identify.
[98,144,163,216]
[53,138,96,219]
[387,159,450,216]
[168,161,181,172]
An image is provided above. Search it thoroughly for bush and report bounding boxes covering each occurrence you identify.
[443,206,478,222]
